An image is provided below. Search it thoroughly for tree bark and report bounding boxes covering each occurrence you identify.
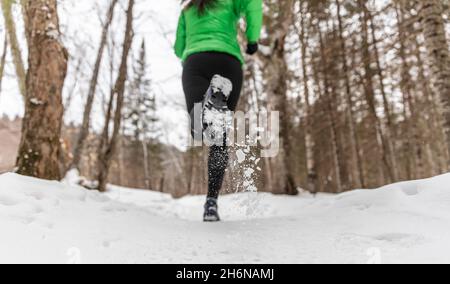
[413,32,447,174]
[274,0,297,195]
[358,0,392,184]
[419,0,450,169]
[395,4,424,179]
[298,1,317,193]
[71,0,119,170]
[97,0,135,192]
[365,2,399,182]
[16,0,68,180]
[335,0,365,188]
[317,25,345,193]
[259,0,298,195]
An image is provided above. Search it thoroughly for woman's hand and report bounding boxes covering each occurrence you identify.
[246,42,259,55]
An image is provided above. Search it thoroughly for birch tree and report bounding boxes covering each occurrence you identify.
[419,0,450,168]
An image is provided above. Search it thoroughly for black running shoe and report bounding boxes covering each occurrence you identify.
[203,198,221,222]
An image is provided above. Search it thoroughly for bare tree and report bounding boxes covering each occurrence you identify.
[0,34,7,95]
[297,1,318,193]
[1,0,26,98]
[367,5,399,182]
[316,21,347,193]
[97,0,135,192]
[70,0,119,171]
[16,0,68,180]
[358,0,393,184]
[419,0,450,168]
[124,39,159,189]
[335,0,365,188]
[261,0,298,195]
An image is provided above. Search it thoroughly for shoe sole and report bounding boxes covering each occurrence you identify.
[203,216,221,222]
[202,75,232,142]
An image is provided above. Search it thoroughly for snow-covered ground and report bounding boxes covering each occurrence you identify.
[0,172,450,264]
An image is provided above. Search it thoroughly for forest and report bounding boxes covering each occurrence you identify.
[0,0,449,197]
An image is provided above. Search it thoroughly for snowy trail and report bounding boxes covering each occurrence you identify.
[1,173,450,264]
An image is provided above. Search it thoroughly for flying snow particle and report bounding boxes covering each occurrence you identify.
[236,149,246,164]
[244,168,255,178]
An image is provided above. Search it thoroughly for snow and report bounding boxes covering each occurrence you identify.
[236,149,246,164]
[211,75,233,98]
[29,98,44,106]
[1,172,450,264]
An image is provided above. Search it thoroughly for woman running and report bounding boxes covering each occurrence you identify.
[175,0,263,222]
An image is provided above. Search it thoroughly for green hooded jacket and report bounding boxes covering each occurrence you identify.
[174,0,263,65]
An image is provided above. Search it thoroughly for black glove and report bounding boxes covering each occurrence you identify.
[246,42,259,55]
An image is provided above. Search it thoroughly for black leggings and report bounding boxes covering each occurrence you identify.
[182,52,243,199]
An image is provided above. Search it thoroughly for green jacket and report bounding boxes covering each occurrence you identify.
[174,0,263,65]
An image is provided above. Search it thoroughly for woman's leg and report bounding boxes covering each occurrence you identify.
[182,53,243,206]
[205,57,243,199]
[205,54,243,199]
[207,144,229,199]
[182,60,210,140]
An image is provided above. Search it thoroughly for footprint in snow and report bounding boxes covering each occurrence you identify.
[90,193,110,203]
[35,219,54,229]
[101,204,128,213]
[10,214,36,225]
[31,204,45,214]
[400,186,420,196]
[0,195,20,206]
[335,232,426,250]
[25,191,46,201]
[372,233,426,247]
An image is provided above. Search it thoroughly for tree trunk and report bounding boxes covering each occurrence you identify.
[358,0,392,184]
[298,1,317,193]
[419,0,450,169]
[0,34,7,95]
[364,2,399,182]
[71,0,119,170]
[97,0,135,192]
[317,25,345,193]
[186,149,195,194]
[413,33,447,174]
[264,0,298,195]
[395,4,424,179]
[336,0,365,188]
[1,0,26,98]
[16,0,68,180]
[141,139,150,189]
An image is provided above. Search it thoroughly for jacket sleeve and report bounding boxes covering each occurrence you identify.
[242,0,263,43]
[174,13,186,59]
